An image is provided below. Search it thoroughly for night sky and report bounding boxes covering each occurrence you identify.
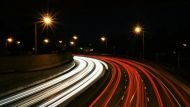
[0,0,189,55]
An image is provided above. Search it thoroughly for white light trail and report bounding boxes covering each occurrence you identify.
[40,56,104,107]
[0,56,107,107]
[0,58,87,106]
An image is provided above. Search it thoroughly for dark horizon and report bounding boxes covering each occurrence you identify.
[0,0,189,55]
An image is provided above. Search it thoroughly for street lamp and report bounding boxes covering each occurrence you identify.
[71,35,78,50]
[16,41,21,45]
[182,43,187,47]
[43,16,53,25]
[7,37,13,43]
[59,40,63,44]
[101,36,106,41]
[100,36,107,48]
[43,38,49,44]
[34,13,54,54]
[73,35,78,40]
[134,25,145,58]
[70,41,75,46]
[134,26,142,34]
[5,37,13,48]
[177,43,188,68]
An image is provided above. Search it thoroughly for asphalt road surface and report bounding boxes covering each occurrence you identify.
[0,55,189,107]
[0,56,106,107]
[87,55,190,107]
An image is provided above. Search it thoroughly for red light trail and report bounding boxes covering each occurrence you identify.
[1,55,189,107]
[88,55,190,107]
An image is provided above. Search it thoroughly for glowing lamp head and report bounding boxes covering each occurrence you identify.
[101,37,106,42]
[182,43,187,47]
[16,41,21,45]
[59,40,63,44]
[43,16,52,25]
[70,41,75,45]
[73,36,78,40]
[7,38,13,43]
[134,26,142,34]
[32,48,35,51]
[44,38,49,44]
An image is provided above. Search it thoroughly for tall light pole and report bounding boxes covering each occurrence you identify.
[34,13,54,55]
[100,36,107,48]
[134,25,145,59]
[5,37,13,48]
[177,43,188,68]
[34,22,38,54]
[71,35,78,50]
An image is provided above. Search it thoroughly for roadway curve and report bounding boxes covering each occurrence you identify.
[87,55,190,107]
[0,55,190,107]
[0,56,107,107]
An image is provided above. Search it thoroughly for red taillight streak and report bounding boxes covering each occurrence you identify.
[102,62,121,106]
[134,61,190,106]
[117,59,164,107]
[89,59,117,107]
[80,55,189,107]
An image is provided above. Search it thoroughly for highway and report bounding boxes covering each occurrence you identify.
[87,55,190,107]
[0,56,107,107]
[0,55,190,107]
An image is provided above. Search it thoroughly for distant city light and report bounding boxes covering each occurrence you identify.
[80,47,83,50]
[182,43,187,47]
[90,48,94,52]
[16,41,21,45]
[43,38,49,44]
[173,51,176,54]
[70,41,75,45]
[100,36,106,42]
[73,35,78,40]
[7,37,13,43]
[32,48,35,51]
[59,40,63,44]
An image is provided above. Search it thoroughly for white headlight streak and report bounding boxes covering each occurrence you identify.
[0,58,86,106]
[0,56,108,107]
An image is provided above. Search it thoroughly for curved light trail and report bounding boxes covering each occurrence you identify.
[0,56,106,107]
[88,55,190,107]
[38,57,104,107]
[0,55,189,107]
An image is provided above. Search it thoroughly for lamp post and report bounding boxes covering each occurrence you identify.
[5,37,13,48]
[34,22,38,54]
[177,43,188,68]
[134,25,145,59]
[71,35,78,50]
[100,36,107,48]
[34,13,53,55]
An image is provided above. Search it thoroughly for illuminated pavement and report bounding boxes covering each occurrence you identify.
[0,55,190,107]
[0,56,106,107]
[87,55,190,107]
